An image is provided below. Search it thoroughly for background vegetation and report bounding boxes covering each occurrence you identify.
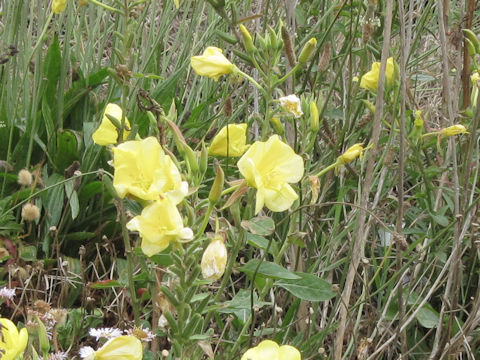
[1,0,480,359]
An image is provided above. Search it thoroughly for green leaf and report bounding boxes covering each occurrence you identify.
[241,216,275,236]
[55,130,78,172]
[19,245,37,261]
[246,233,277,255]
[64,180,79,220]
[275,272,336,301]
[43,34,61,112]
[238,259,300,280]
[218,289,270,323]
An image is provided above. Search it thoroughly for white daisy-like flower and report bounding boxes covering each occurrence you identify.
[89,327,123,341]
[125,325,156,342]
[78,346,95,359]
[278,94,303,118]
[0,287,16,300]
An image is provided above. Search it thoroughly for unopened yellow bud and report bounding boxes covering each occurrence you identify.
[337,143,365,165]
[52,0,67,14]
[309,101,319,132]
[298,38,317,66]
[440,124,469,137]
[201,236,227,281]
[414,110,424,129]
[239,25,255,53]
[270,117,285,135]
[209,164,224,204]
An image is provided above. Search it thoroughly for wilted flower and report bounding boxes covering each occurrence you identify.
[440,124,469,137]
[241,340,301,360]
[201,236,227,281]
[0,287,16,301]
[127,197,193,257]
[471,71,480,85]
[208,123,249,157]
[360,57,395,91]
[279,95,303,118]
[52,0,67,14]
[22,203,40,222]
[237,135,304,214]
[89,327,123,341]
[112,137,188,203]
[190,47,236,81]
[17,169,33,186]
[0,318,29,360]
[79,336,142,360]
[92,104,131,146]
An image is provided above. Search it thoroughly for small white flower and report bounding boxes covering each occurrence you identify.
[89,327,123,341]
[158,314,169,329]
[125,325,156,342]
[279,94,303,118]
[0,287,16,300]
[79,346,95,359]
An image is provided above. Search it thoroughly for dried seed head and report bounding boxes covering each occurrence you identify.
[22,203,40,222]
[18,169,33,186]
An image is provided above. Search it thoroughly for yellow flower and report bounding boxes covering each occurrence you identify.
[360,57,395,91]
[241,340,301,360]
[440,124,469,137]
[201,236,227,281]
[92,104,131,146]
[126,197,193,257]
[173,0,180,8]
[337,143,365,165]
[52,0,67,14]
[279,95,303,118]
[0,318,29,360]
[208,123,249,157]
[237,135,304,214]
[190,47,236,81]
[81,335,143,360]
[471,71,480,85]
[112,137,188,203]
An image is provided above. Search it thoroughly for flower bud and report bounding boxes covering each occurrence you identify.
[463,29,480,54]
[201,236,227,281]
[18,169,33,187]
[440,124,469,137]
[209,164,224,204]
[414,110,424,129]
[298,38,317,66]
[466,38,477,57]
[22,203,40,222]
[337,143,365,166]
[199,141,208,176]
[309,101,319,133]
[36,316,50,354]
[270,117,285,135]
[239,25,255,53]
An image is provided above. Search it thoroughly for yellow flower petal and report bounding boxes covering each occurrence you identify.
[360,57,395,91]
[52,0,67,14]
[190,47,236,81]
[209,123,249,157]
[241,340,301,360]
[337,143,365,165]
[92,104,131,146]
[0,318,28,360]
[238,135,304,214]
[94,335,143,360]
[112,137,187,202]
[126,198,193,257]
[201,237,227,281]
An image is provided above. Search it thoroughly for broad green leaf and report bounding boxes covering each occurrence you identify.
[55,129,79,172]
[241,216,275,236]
[275,272,335,301]
[218,289,270,323]
[246,233,277,255]
[238,259,300,280]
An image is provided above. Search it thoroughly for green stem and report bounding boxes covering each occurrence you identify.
[315,161,339,177]
[86,0,123,14]
[196,202,215,238]
[118,200,140,324]
[235,68,266,95]
[275,63,301,85]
